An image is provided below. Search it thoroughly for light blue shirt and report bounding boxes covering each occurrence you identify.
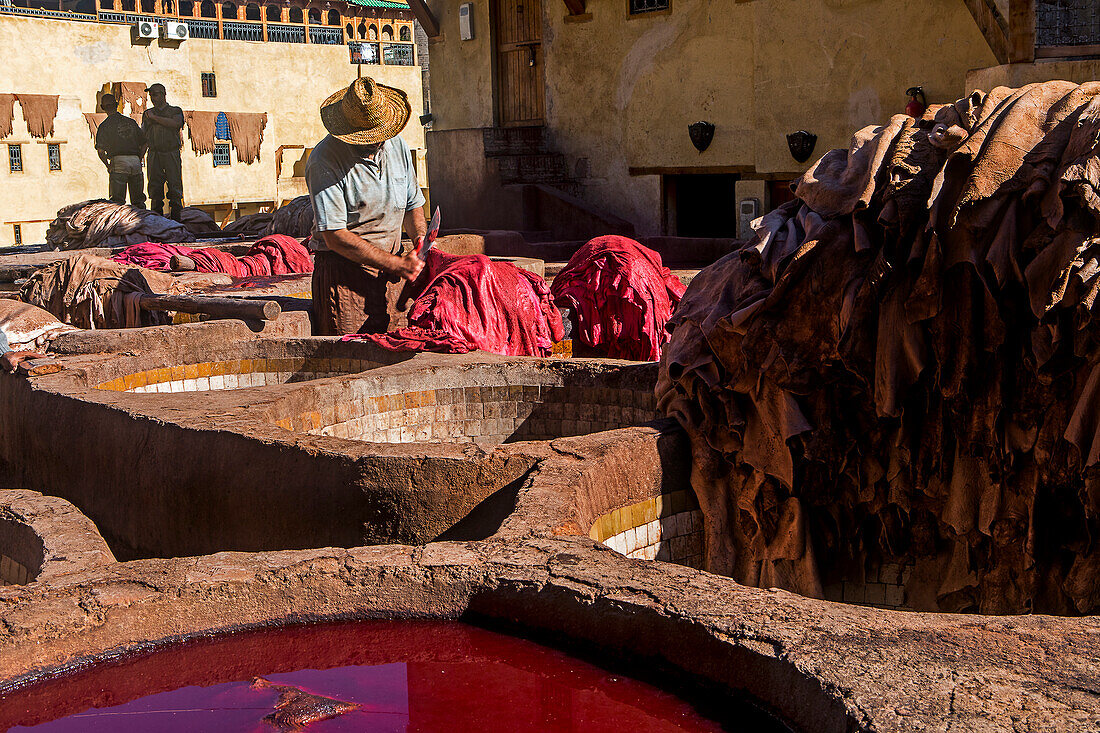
[306,134,425,258]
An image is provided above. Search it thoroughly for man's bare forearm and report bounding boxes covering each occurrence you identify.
[403,206,427,244]
[321,229,403,272]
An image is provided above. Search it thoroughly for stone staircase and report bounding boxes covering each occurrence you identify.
[482,127,583,198]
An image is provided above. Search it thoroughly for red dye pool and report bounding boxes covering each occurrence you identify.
[0,620,768,732]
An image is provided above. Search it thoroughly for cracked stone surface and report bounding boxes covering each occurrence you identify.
[0,534,1097,732]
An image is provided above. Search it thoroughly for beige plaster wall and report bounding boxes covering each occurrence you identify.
[423,0,494,130]
[0,13,425,246]
[427,0,998,236]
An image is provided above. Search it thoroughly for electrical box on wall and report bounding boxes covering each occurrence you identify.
[739,198,760,239]
[459,2,475,40]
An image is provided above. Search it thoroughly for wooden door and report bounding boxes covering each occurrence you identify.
[494,0,545,127]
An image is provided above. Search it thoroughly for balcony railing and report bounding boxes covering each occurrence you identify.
[0,7,431,54]
[222,19,261,41]
[267,22,305,43]
[99,10,159,24]
[1036,0,1100,48]
[0,4,97,21]
[185,17,216,38]
[309,25,341,44]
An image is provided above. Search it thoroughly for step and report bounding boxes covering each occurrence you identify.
[483,127,550,157]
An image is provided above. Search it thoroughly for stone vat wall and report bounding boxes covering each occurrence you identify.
[1,537,1097,733]
[0,490,114,586]
[0,350,654,560]
[0,520,36,585]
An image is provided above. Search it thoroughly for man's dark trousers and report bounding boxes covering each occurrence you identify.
[108,169,146,208]
[147,149,184,218]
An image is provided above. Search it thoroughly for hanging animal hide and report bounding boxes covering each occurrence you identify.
[15,94,59,139]
[183,110,218,155]
[83,112,107,140]
[225,111,267,164]
[112,82,148,122]
[0,94,14,139]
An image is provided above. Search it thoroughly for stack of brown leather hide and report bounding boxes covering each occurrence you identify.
[657,82,1100,615]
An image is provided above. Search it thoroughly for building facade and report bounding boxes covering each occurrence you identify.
[415,0,1096,239]
[0,0,426,246]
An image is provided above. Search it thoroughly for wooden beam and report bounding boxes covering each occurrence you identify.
[962,0,1010,64]
[406,0,438,37]
[562,0,585,15]
[1008,0,1035,62]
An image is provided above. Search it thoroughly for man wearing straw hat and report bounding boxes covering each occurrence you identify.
[306,77,427,336]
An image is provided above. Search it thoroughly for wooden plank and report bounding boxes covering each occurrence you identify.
[1009,0,1036,62]
[139,294,281,321]
[962,0,1010,64]
[406,0,438,37]
[1036,43,1100,58]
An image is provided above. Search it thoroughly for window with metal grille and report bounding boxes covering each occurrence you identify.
[47,143,61,171]
[201,72,217,97]
[350,41,381,64]
[629,0,668,13]
[382,42,414,65]
[215,111,230,140]
[7,144,21,173]
[213,142,231,167]
[13,224,21,245]
[1036,0,1100,47]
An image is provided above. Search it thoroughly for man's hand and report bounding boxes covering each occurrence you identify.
[1,351,46,373]
[390,251,425,283]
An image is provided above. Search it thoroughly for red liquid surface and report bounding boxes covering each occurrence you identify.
[0,620,757,732]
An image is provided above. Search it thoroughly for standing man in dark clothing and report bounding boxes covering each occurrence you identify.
[94,93,147,208]
[141,83,185,221]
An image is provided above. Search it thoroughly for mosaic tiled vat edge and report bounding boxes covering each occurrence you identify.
[266,359,660,446]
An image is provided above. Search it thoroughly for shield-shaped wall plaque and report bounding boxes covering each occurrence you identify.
[787,130,817,163]
[689,121,715,153]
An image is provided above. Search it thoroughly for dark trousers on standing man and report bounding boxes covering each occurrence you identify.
[147,149,184,219]
[106,155,145,208]
[109,171,145,207]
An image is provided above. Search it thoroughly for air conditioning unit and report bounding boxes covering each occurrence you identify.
[133,19,158,39]
[162,20,189,40]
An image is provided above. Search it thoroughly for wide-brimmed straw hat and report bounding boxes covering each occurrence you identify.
[320,77,411,145]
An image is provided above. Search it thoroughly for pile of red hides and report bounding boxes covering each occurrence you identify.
[112,235,313,278]
[551,235,685,361]
[345,249,564,356]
